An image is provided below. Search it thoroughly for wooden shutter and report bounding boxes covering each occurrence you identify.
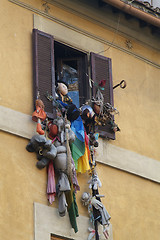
[32,29,55,119]
[78,55,89,106]
[90,52,115,140]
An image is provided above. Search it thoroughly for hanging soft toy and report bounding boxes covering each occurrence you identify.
[56,80,80,122]
[26,134,57,169]
[26,134,57,203]
[80,105,95,134]
[81,192,111,240]
[88,171,102,190]
[32,99,47,135]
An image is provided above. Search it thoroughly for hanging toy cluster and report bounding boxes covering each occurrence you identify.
[92,80,120,132]
[81,166,111,240]
[79,80,117,239]
[26,77,120,237]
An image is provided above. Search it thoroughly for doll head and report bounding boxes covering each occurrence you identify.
[35,99,45,110]
[57,81,68,96]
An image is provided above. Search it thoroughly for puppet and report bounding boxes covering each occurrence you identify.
[32,99,46,135]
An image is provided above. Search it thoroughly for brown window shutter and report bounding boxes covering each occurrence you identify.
[90,52,115,140]
[78,55,89,106]
[32,29,55,119]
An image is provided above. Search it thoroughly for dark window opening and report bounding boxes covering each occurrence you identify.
[54,41,89,108]
[51,233,74,240]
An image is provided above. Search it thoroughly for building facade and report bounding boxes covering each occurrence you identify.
[0,0,160,240]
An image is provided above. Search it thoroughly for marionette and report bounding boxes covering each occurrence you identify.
[88,171,102,190]
[81,192,111,240]
[32,99,47,135]
[56,80,80,122]
[80,105,95,134]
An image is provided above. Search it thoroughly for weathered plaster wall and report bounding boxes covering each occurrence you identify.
[0,132,47,240]
[1,0,160,160]
[0,132,160,240]
[0,0,33,115]
[0,0,160,240]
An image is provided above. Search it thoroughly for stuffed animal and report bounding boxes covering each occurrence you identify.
[26,134,57,169]
[88,173,102,190]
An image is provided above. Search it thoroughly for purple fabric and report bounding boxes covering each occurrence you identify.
[71,157,80,192]
[47,161,56,204]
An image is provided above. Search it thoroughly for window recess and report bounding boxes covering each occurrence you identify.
[32,29,115,139]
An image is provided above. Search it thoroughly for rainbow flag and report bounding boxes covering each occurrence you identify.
[71,116,90,173]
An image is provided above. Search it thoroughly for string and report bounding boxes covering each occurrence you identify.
[97,13,121,55]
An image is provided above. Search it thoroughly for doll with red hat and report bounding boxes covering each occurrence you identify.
[32,99,47,135]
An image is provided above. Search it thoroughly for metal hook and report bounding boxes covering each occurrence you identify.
[113,80,127,89]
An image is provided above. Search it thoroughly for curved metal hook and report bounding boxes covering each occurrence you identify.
[113,80,127,89]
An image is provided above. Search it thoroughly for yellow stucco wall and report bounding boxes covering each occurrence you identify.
[0,0,33,115]
[0,0,160,240]
[1,0,160,160]
[1,132,160,240]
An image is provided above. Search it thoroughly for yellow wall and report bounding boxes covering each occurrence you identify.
[1,132,160,240]
[1,0,160,240]
[1,0,160,160]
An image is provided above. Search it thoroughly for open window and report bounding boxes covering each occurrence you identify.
[54,41,89,108]
[51,233,74,240]
[32,29,115,139]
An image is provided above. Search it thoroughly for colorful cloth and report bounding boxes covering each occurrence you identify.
[71,116,90,173]
[77,142,90,173]
[71,157,80,193]
[65,184,79,233]
[47,161,56,204]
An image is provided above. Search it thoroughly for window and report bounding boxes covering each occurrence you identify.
[54,41,89,108]
[51,234,74,240]
[32,29,115,139]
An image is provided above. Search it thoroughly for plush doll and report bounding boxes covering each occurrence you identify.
[88,172,102,190]
[56,80,80,122]
[81,105,95,134]
[32,99,47,135]
[81,192,111,240]
[26,134,57,169]
[26,134,58,203]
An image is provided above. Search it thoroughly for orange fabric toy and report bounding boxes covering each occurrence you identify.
[32,99,47,135]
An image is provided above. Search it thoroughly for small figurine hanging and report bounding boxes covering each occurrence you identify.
[88,170,102,191]
[32,99,47,135]
[91,79,120,133]
[56,80,80,122]
[81,191,111,240]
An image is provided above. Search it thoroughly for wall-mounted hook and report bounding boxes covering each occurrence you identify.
[113,80,127,89]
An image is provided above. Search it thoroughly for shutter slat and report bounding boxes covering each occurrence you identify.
[32,29,55,119]
[90,52,115,140]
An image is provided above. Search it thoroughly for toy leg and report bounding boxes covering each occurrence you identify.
[37,118,44,135]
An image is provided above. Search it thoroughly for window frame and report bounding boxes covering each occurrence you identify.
[32,29,115,139]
